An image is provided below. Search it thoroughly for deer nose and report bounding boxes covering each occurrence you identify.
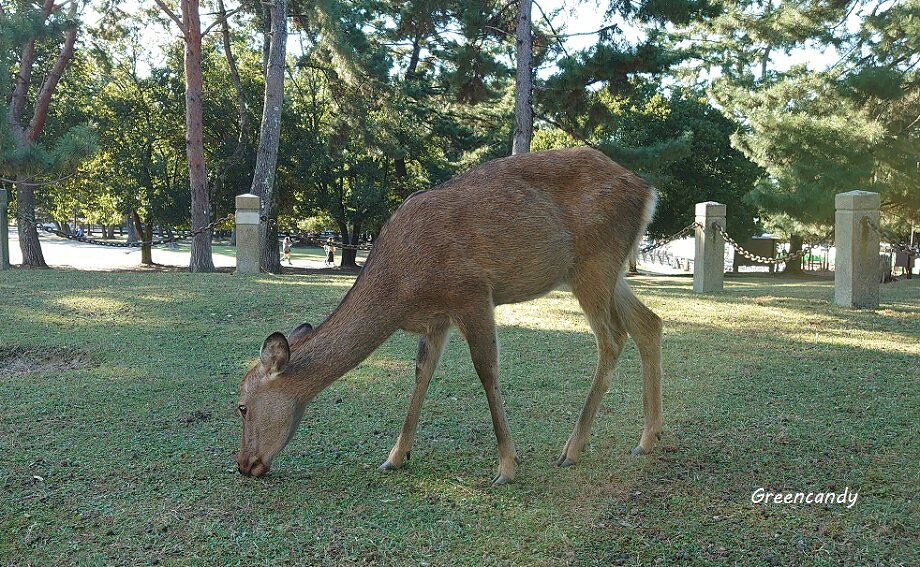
[236,452,252,476]
[237,456,268,478]
[249,460,268,477]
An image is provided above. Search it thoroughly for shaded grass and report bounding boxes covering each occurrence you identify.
[1,271,918,565]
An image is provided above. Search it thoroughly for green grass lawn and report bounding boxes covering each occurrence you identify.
[1,271,918,565]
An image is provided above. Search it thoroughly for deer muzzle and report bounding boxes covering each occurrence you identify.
[237,455,269,478]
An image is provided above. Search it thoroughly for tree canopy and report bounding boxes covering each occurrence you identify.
[1,0,916,269]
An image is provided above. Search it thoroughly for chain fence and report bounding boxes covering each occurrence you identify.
[711,223,835,266]
[862,216,920,255]
[12,209,914,264]
[262,215,373,251]
[639,222,699,255]
[16,214,235,248]
[638,221,839,271]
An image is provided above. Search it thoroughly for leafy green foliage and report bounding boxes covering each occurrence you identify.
[533,86,762,238]
[679,0,919,235]
[0,1,96,183]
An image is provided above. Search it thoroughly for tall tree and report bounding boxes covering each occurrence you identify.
[681,0,918,265]
[153,0,215,272]
[251,0,287,273]
[1,0,93,268]
[512,0,533,154]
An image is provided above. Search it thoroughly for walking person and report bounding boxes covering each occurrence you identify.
[324,238,336,267]
[282,236,293,265]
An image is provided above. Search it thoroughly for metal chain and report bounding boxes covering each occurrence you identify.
[639,222,699,254]
[266,218,373,251]
[17,214,234,248]
[862,216,920,255]
[710,223,834,265]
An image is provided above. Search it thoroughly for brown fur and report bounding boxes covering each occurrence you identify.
[237,147,664,485]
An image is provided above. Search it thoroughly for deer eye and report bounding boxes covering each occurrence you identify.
[238,404,248,417]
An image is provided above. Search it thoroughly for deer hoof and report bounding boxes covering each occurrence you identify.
[556,455,576,468]
[491,473,514,487]
[377,460,400,472]
[630,446,647,457]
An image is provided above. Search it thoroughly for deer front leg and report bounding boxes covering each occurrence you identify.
[556,327,626,467]
[460,309,517,487]
[378,324,449,472]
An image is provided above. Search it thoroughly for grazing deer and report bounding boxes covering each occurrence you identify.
[236,147,663,486]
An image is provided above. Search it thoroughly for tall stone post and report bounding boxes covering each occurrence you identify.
[0,188,10,270]
[235,193,261,274]
[693,201,726,293]
[834,190,880,309]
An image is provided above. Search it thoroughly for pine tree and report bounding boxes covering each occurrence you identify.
[153,0,215,272]
[250,0,287,274]
[682,0,919,259]
[1,0,95,268]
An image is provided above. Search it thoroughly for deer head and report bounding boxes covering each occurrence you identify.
[236,323,314,477]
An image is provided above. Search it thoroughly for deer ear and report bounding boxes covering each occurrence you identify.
[260,332,290,373]
[288,322,314,343]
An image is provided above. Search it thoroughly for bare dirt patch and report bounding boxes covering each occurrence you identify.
[178,409,212,425]
[0,347,93,378]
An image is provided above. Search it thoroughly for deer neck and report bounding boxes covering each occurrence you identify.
[288,272,404,399]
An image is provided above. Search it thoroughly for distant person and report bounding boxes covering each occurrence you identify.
[282,236,293,265]
[74,227,85,239]
[324,239,336,267]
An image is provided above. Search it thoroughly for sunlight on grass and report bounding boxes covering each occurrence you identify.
[54,295,131,316]
[785,329,920,354]
[133,293,177,302]
[253,276,356,288]
[496,291,591,333]
[407,476,494,507]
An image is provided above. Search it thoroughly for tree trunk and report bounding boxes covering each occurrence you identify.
[126,214,138,242]
[181,0,215,273]
[15,180,48,268]
[783,234,803,274]
[394,35,423,179]
[340,220,361,268]
[132,210,153,265]
[261,5,271,77]
[512,0,533,155]
[7,5,77,269]
[252,0,287,274]
[217,0,248,167]
[628,246,638,274]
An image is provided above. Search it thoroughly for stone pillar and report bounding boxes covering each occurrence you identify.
[834,190,880,309]
[693,201,726,293]
[0,188,9,270]
[235,193,261,274]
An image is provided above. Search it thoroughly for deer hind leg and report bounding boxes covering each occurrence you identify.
[379,323,450,472]
[614,278,663,456]
[457,304,517,487]
[558,273,628,467]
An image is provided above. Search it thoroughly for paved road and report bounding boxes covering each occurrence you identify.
[5,228,327,270]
